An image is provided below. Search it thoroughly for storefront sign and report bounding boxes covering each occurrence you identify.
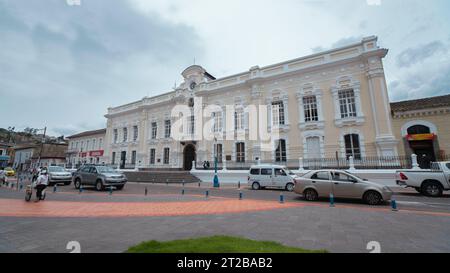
[406,133,436,141]
[89,150,104,157]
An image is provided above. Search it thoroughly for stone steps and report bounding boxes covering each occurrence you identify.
[123,171,201,184]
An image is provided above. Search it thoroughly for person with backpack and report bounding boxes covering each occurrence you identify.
[34,169,49,202]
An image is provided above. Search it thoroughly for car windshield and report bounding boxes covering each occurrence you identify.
[284,168,295,175]
[48,166,65,172]
[96,166,117,173]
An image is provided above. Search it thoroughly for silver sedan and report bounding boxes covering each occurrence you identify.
[294,170,393,205]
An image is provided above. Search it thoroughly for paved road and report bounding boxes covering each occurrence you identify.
[1,180,449,253]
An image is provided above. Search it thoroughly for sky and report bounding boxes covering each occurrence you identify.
[0,0,449,137]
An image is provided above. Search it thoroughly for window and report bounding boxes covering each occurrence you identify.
[234,109,245,130]
[113,129,118,144]
[306,137,321,159]
[236,142,245,163]
[98,138,103,149]
[261,168,273,176]
[111,152,116,165]
[332,172,357,183]
[311,171,330,181]
[407,125,430,135]
[164,120,171,138]
[213,112,223,133]
[151,122,157,139]
[275,139,287,162]
[272,101,285,126]
[163,148,170,164]
[92,139,96,150]
[344,134,361,159]
[214,144,223,163]
[275,168,287,176]
[303,96,318,122]
[131,151,137,165]
[133,126,138,142]
[189,116,195,135]
[338,90,357,118]
[250,169,260,175]
[80,141,84,151]
[122,127,128,142]
[149,149,156,165]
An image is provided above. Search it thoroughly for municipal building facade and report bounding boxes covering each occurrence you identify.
[104,36,399,170]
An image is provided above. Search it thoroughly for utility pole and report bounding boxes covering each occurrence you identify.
[37,127,47,168]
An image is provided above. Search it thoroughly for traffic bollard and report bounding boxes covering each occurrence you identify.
[391,199,398,212]
[53,184,57,193]
[238,181,241,189]
[239,191,243,200]
[198,182,201,188]
[182,188,185,195]
[166,179,169,186]
[145,187,148,196]
[79,185,83,194]
[279,193,284,204]
[109,186,113,196]
[182,180,185,187]
[205,190,209,199]
[330,193,335,207]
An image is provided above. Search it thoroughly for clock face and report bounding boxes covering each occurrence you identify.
[190,82,197,90]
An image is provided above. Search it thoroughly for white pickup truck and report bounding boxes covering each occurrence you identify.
[396,162,450,197]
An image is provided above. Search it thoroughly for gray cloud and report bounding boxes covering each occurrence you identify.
[0,0,204,136]
[389,63,450,101]
[396,41,448,68]
[311,36,364,53]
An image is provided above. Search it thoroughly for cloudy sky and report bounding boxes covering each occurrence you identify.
[1,0,449,136]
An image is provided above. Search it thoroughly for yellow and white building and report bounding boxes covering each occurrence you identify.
[104,36,399,170]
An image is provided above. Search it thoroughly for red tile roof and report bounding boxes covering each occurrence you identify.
[67,129,106,139]
[390,94,450,112]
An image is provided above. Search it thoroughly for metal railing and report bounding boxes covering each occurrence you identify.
[195,155,450,171]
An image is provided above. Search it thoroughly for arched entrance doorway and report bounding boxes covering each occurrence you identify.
[183,144,196,171]
[405,125,437,168]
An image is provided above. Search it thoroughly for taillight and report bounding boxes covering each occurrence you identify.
[399,173,408,180]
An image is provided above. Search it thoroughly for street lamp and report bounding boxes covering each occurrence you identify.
[213,137,220,188]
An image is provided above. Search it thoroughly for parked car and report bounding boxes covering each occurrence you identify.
[396,161,450,197]
[72,165,127,191]
[47,166,73,186]
[294,170,393,205]
[248,165,298,191]
[65,168,78,175]
[4,167,15,177]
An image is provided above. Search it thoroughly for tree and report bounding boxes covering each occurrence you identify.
[23,127,38,135]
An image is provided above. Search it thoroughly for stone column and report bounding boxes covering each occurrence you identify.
[366,54,399,157]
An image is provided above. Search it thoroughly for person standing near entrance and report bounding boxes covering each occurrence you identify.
[35,169,49,202]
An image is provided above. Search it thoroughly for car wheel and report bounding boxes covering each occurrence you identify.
[421,181,443,197]
[252,182,261,190]
[74,178,81,190]
[95,180,104,191]
[303,188,318,201]
[285,183,294,192]
[364,191,383,205]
